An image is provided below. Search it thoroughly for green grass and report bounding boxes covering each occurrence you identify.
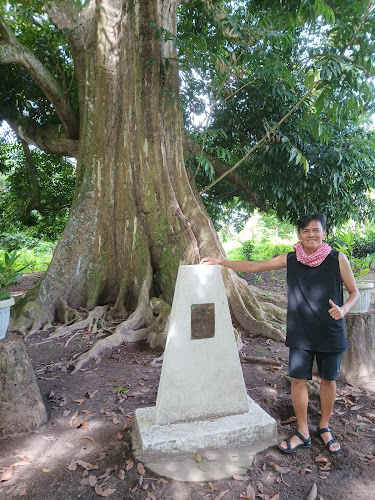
[0,245,53,274]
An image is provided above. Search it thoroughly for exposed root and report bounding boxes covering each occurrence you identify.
[68,261,157,373]
[49,305,108,339]
[224,270,286,342]
[240,354,283,365]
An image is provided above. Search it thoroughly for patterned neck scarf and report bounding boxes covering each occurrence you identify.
[294,241,332,267]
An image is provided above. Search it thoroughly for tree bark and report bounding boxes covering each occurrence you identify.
[9,0,286,354]
[339,312,375,386]
[0,339,47,434]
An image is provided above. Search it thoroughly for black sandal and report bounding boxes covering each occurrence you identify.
[277,431,312,454]
[317,427,342,454]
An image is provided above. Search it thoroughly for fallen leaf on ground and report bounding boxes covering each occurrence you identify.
[270,495,280,500]
[125,460,133,471]
[96,485,116,497]
[112,417,120,424]
[82,409,94,415]
[67,460,77,471]
[117,469,125,480]
[0,466,14,482]
[116,432,123,440]
[268,462,291,474]
[208,482,219,491]
[69,411,79,425]
[16,456,31,463]
[42,436,56,441]
[158,478,168,483]
[194,453,202,462]
[137,463,145,475]
[233,475,248,481]
[301,468,312,476]
[85,390,98,399]
[213,490,228,500]
[42,469,51,473]
[63,410,71,417]
[89,475,97,486]
[73,399,86,405]
[246,484,256,499]
[18,488,27,496]
[198,466,208,471]
[96,453,107,462]
[256,482,264,493]
[279,416,297,425]
[315,457,329,463]
[75,460,99,470]
[78,435,95,442]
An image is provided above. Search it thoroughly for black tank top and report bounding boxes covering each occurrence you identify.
[286,249,347,352]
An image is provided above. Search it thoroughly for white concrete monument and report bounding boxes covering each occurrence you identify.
[132,265,277,481]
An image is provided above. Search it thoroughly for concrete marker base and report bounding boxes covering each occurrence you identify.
[132,396,277,481]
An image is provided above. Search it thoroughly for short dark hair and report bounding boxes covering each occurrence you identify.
[297,213,327,232]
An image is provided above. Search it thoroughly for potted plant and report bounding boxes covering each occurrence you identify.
[334,231,375,313]
[0,251,24,339]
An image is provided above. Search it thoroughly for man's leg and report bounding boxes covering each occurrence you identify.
[278,377,310,450]
[319,378,340,452]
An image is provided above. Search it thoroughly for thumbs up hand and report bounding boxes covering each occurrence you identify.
[328,299,345,320]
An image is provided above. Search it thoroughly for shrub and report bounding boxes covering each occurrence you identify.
[0,232,40,251]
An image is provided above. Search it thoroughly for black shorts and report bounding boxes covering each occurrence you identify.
[287,348,343,381]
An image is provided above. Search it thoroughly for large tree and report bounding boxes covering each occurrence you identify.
[0,0,374,369]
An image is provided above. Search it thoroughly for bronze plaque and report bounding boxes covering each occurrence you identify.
[191,303,215,339]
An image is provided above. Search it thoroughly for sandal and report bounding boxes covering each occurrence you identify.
[277,431,312,454]
[317,427,342,454]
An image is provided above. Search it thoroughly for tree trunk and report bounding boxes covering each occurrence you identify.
[0,339,47,434]
[339,312,375,386]
[10,0,285,363]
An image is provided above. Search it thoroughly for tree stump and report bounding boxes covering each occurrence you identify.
[0,339,47,434]
[339,312,375,386]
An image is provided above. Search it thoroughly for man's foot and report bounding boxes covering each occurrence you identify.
[317,427,342,454]
[277,431,312,454]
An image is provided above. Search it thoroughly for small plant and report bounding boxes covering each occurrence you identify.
[116,386,129,394]
[0,251,25,300]
[334,231,375,279]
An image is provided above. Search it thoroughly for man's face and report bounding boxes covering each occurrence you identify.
[298,219,327,255]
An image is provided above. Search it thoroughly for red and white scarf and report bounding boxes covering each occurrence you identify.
[294,241,332,267]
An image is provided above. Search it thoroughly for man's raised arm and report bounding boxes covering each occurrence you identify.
[200,254,288,273]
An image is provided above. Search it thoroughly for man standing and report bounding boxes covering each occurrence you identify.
[201,213,359,454]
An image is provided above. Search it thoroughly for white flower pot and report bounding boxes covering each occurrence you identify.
[343,282,374,314]
[0,296,15,339]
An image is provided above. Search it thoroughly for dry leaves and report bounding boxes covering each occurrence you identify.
[240,484,255,499]
[213,490,228,500]
[268,462,290,474]
[137,463,145,476]
[0,461,30,482]
[279,416,297,426]
[208,481,219,491]
[67,459,99,471]
[300,468,312,476]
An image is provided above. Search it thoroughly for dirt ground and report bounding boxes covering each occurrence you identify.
[1,271,375,500]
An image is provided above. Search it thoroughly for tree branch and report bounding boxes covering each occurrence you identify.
[199,81,320,194]
[184,135,267,209]
[0,14,80,139]
[8,118,78,158]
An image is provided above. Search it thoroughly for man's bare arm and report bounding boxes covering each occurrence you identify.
[200,254,288,273]
[338,253,360,314]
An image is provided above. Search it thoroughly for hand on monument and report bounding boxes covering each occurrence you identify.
[200,257,222,265]
[328,299,345,320]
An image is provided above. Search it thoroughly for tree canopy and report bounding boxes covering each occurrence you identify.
[1,1,374,234]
